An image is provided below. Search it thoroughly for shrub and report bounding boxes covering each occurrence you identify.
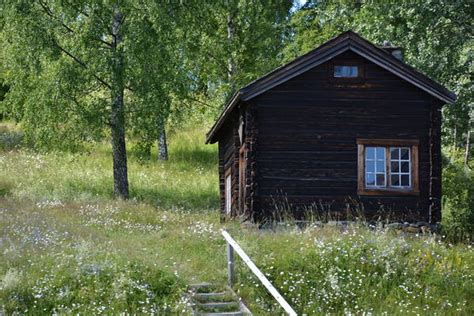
[442,149,474,242]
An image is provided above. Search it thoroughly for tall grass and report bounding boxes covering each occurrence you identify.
[229,225,474,315]
[0,126,219,210]
[1,122,473,314]
[0,123,225,314]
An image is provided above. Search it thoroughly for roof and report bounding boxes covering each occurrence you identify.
[206,30,456,144]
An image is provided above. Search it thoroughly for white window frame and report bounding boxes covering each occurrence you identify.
[334,65,359,78]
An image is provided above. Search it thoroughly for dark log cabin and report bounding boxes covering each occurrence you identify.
[206,31,456,224]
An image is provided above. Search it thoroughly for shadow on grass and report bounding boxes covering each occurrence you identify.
[0,127,24,151]
[60,177,219,210]
[131,186,219,210]
[169,146,218,169]
[0,179,13,197]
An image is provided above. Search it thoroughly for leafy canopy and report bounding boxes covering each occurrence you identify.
[0,0,186,150]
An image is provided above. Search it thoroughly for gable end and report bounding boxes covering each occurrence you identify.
[206,31,456,144]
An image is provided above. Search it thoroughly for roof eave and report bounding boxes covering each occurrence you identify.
[348,45,457,104]
[205,91,242,144]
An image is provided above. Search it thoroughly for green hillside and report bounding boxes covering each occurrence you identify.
[0,123,473,315]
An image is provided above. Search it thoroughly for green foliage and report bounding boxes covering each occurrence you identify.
[1,1,108,150]
[131,140,154,162]
[0,1,294,151]
[442,149,474,242]
[0,1,192,153]
[181,0,293,110]
[0,25,9,108]
[283,0,361,59]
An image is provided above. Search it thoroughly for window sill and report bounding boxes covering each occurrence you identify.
[358,188,420,196]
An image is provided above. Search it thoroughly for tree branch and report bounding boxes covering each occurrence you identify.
[64,0,89,17]
[38,0,113,48]
[184,95,214,108]
[52,39,112,90]
[37,2,136,93]
[38,0,75,33]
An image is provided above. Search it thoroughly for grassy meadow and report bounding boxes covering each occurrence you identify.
[0,122,473,315]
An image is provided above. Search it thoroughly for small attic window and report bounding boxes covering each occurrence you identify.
[334,65,358,78]
[334,66,359,78]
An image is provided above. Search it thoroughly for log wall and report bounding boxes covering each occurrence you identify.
[218,115,239,219]
[251,51,443,222]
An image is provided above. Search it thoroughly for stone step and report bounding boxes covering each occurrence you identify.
[188,283,251,315]
[193,292,236,303]
[195,301,240,313]
[189,283,213,290]
[194,292,228,298]
[189,283,226,294]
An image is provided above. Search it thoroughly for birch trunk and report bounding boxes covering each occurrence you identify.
[110,7,129,199]
[157,117,168,160]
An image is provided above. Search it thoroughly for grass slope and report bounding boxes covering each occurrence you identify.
[0,123,473,315]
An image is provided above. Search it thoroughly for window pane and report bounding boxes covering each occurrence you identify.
[401,175,410,186]
[362,144,413,190]
[376,174,385,186]
[391,175,400,186]
[376,161,385,172]
[391,161,399,172]
[401,161,409,172]
[366,173,375,186]
[365,147,375,160]
[350,66,359,77]
[366,160,375,172]
[376,147,385,159]
[390,147,399,160]
[400,148,410,160]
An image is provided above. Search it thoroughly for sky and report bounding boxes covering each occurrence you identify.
[292,0,307,12]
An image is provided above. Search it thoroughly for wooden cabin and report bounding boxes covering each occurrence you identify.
[206,31,456,223]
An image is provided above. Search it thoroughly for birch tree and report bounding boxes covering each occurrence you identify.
[1,1,184,198]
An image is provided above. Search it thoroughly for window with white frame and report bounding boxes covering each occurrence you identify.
[357,139,419,195]
[225,172,232,214]
[334,65,359,78]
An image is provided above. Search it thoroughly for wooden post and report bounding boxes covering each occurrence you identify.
[227,242,234,286]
